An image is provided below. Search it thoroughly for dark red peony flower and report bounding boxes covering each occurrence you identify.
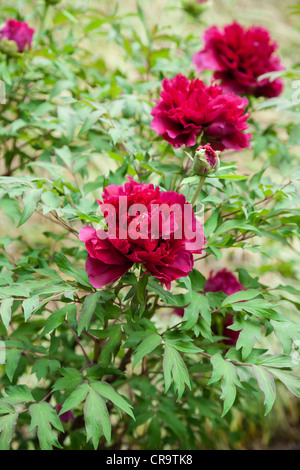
[151,74,251,151]
[204,268,245,345]
[79,178,205,290]
[193,22,284,98]
[204,268,244,296]
[0,19,34,53]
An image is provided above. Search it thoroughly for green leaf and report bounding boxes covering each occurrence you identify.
[163,342,191,400]
[231,299,282,320]
[210,220,261,242]
[5,348,21,382]
[29,402,64,450]
[41,191,60,210]
[221,289,262,307]
[208,354,243,416]
[100,325,122,367]
[59,383,89,415]
[232,317,261,360]
[42,305,72,336]
[132,333,162,369]
[52,368,82,394]
[147,278,181,306]
[77,292,102,335]
[271,320,300,354]
[204,208,219,238]
[269,369,300,398]
[252,365,276,415]
[0,413,18,450]
[18,188,43,227]
[0,403,15,415]
[84,388,111,448]
[78,110,104,137]
[182,292,210,330]
[22,295,40,322]
[90,381,134,419]
[148,417,161,449]
[158,406,187,442]
[32,358,60,381]
[55,146,72,169]
[0,298,13,331]
[55,252,91,288]
[1,385,35,405]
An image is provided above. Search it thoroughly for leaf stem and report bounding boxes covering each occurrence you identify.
[191,175,206,206]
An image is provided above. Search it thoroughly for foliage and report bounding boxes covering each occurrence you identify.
[0,0,300,450]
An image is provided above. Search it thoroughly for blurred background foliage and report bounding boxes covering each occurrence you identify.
[0,0,300,450]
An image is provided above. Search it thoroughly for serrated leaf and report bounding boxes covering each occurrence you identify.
[0,413,18,450]
[269,368,300,398]
[182,292,210,329]
[59,383,89,415]
[2,385,35,405]
[22,295,40,322]
[84,388,111,448]
[210,220,261,241]
[99,325,122,367]
[271,320,300,354]
[77,292,102,335]
[55,252,91,288]
[32,358,60,381]
[231,299,282,320]
[231,317,261,360]
[163,342,191,400]
[52,368,82,394]
[29,402,64,450]
[18,188,43,227]
[0,403,15,415]
[42,305,71,336]
[252,364,276,415]
[204,208,219,238]
[78,109,104,137]
[209,354,242,416]
[221,289,261,307]
[132,333,161,369]
[5,348,21,382]
[90,381,134,419]
[0,298,13,331]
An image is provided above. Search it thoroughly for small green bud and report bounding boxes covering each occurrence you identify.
[193,144,220,176]
[0,37,19,56]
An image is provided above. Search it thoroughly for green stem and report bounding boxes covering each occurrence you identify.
[190,175,206,206]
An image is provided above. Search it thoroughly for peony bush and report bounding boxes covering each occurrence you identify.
[0,0,300,451]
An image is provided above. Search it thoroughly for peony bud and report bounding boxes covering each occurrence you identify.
[0,19,34,53]
[0,37,19,56]
[193,144,220,176]
[182,0,212,17]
